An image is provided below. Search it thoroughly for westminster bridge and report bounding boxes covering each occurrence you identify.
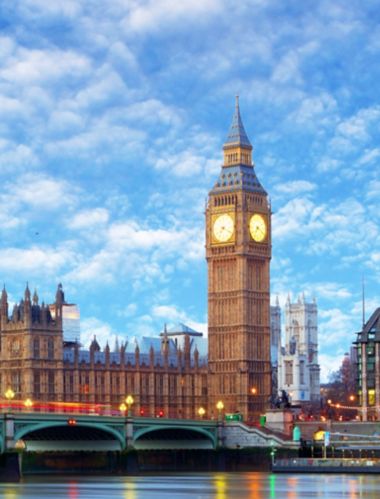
[0,412,295,453]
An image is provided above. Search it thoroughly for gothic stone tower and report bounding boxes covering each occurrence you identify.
[0,284,64,402]
[206,98,272,419]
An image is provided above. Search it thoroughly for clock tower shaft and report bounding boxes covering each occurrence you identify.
[206,98,271,420]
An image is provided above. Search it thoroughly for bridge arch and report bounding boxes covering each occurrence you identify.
[14,421,126,452]
[134,425,217,449]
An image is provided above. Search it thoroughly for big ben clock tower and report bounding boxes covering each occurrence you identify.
[206,97,271,419]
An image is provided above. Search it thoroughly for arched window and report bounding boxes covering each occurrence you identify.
[33,338,40,359]
[47,338,54,359]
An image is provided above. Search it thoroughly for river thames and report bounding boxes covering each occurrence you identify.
[0,472,379,498]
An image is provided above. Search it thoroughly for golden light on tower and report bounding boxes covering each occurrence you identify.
[198,407,206,419]
[216,400,224,421]
[4,388,15,413]
[125,395,134,416]
[24,398,33,410]
[5,388,15,401]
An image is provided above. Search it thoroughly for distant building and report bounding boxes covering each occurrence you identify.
[277,294,320,405]
[50,303,81,344]
[354,307,380,421]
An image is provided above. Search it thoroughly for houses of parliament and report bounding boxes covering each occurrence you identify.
[0,100,272,421]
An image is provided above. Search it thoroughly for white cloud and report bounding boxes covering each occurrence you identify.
[0,140,39,173]
[272,198,323,239]
[65,219,204,285]
[1,48,91,85]
[17,0,83,19]
[123,0,223,34]
[2,173,78,211]
[287,93,338,127]
[152,304,207,335]
[358,148,380,166]
[0,246,74,274]
[80,317,125,350]
[275,180,317,196]
[68,208,109,230]
[313,282,352,300]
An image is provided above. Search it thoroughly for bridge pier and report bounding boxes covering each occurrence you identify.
[5,414,16,451]
[217,420,225,448]
[126,416,134,449]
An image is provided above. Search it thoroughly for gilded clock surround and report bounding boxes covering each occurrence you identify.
[211,211,236,245]
[249,213,267,242]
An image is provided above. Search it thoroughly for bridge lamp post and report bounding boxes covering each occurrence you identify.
[119,403,127,415]
[5,388,15,413]
[24,398,33,412]
[216,400,224,422]
[125,395,134,417]
[198,407,206,420]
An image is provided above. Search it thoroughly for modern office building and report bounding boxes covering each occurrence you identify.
[354,307,380,421]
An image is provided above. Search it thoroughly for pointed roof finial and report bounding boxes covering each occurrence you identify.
[224,96,252,148]
[33,289,39,305]
[25,282,31,301]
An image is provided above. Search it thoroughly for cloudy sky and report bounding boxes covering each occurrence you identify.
[1,1,379,381]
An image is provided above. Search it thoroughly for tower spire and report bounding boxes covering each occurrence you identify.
[224,96,252,148]
[223,97,252,167]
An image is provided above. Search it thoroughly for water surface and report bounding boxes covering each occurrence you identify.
[1,472,379,498]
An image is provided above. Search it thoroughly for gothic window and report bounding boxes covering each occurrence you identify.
[11,371,21,394]
[33,338,40,359]
[11,339,21,358]
[292,320,300,343]
[300,360,305,385]
[47,371,55,397]
[47,338,54,359]
[285,361,293,385]
[33,371,41,397]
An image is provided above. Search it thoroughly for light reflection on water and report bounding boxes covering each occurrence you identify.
[0,472,379,498]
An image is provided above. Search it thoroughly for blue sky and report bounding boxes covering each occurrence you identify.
[0,1,379,381]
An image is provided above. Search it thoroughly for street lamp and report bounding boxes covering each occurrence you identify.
[5,388,15,412]
[119,403,127,415]
[198,407,206,419]
[24,398,33,411]
[125,395,134,416]
[216,400,224,421]
[251,387,257,395]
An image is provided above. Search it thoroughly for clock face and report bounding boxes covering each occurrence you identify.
[249,214,267,242]
[213,214,234,243]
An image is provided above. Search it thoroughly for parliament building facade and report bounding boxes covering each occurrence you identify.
[0,100,272,421]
